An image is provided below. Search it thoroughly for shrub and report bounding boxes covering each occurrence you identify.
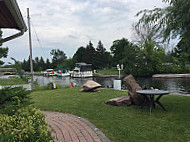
[0,87,30,104]
[0,106,53,142]
[0,87,31,115]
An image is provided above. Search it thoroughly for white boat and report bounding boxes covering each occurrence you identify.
[56,70,70,77]
[70,63,93,78]
[43,69,56,76]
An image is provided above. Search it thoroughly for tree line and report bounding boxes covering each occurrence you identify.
[17,36,190,76]
[19,40,112,72]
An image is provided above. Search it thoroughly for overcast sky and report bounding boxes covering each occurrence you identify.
[2,0,167,64]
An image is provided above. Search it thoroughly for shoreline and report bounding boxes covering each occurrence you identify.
[152,74,190,78]
[93,73,122,78]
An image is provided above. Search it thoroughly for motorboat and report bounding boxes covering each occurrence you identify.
[56,70,70,77]
[56,65,70,77]
[70,63,93,78]
[43,69,56,76]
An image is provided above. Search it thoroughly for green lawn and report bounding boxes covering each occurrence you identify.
[97,68,124,75]
[30,88,190,142]
[0,77,27,86]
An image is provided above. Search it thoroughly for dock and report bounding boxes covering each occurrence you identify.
[152,74,190,78]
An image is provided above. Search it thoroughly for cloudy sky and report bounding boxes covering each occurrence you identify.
[2,0,167,64]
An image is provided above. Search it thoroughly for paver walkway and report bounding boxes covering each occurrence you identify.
[43,111,110,142]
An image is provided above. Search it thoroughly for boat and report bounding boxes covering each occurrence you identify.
[56,66,70,77]
[43,69,56,76]
[70,63,93,78]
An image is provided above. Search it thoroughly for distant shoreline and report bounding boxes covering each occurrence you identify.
[152,74,190,78]
[93,73,118,78]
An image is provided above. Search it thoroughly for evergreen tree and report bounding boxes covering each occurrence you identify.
[73,46,86,63]
[95,40,110,69]
[22,59,28,71]
[45,58,51,69]
[33,57,40,71]
[83,41,96,68]
[39,56,45,71]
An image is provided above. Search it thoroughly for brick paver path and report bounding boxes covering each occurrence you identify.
[43,111,110,142]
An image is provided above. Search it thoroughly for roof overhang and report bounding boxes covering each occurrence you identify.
[0,0,27,44]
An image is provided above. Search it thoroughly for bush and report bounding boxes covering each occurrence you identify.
[0,87,31,115]
[0,87,54,141]
[0,107,53,142]
[0,87,30,104]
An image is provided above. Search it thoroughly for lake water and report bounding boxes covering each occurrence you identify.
[1,75,190,95]
[33,76,190,95]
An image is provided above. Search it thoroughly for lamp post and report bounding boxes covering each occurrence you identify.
[117,64,124,79]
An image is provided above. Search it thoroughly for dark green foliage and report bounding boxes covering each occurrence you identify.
[110,38,139,74]
[0,86,53,141]
[0,87,31,115]
[39,56,46,70]
[82,41,96,68]
[45,58,51,69]
[50,49,67,68]
[22,56,52,72]
[22,59,29,71]
[135,41,166,76]
[0,87,29,104]
[72,41,111,69]
[95,41,111,69]
[110,38,130,66]
[73,46,87,63]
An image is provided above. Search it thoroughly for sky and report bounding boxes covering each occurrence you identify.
[1,0,168,64]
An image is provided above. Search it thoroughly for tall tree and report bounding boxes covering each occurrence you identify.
[33,57,40,71]
[50,49,67,68]
[0,29,8,65]
[83,41,96,67]
[45,58,51,69]
[39,56,45,71]
[73,46,86,63]
[22,59,28,71]
[95,40,111,69]
[110,38,131,66]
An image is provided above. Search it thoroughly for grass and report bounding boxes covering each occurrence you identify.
[0,77,27,86]
[30,88,190,142]
[97,68,124,75]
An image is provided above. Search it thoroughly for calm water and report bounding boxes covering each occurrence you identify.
[33,76,190,95]
[1,75,190,95]
[135,77,190,95]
